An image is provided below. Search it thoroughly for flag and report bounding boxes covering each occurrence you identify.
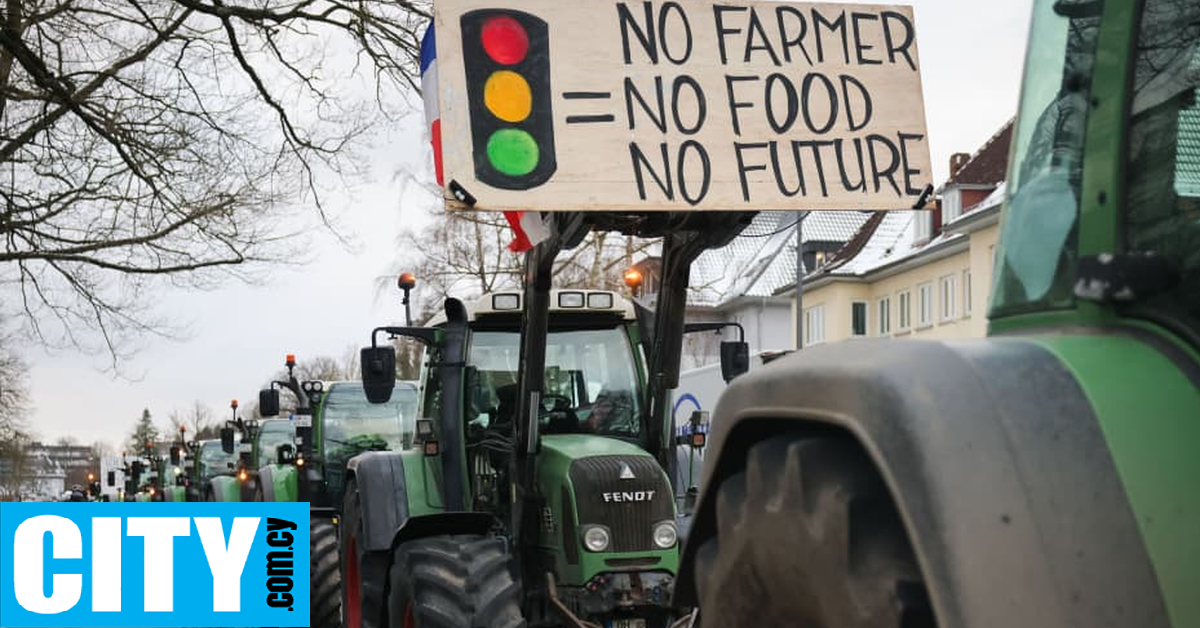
[420,23,551,254]
[419,25,444,187]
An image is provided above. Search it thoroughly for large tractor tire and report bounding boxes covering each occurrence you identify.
[692,434,936,628]
[387,535,524,628]
[341,479,389,628]
[311,516,342,628]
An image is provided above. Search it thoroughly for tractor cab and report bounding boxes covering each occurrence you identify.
[358,289,693,627]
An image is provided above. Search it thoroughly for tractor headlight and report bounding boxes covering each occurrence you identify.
[653,521,677,549]
[581,525,611,552]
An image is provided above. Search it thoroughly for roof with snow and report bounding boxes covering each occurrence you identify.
[943,120,1014,189]
[802,182,1007,283]
[689,211,870,307]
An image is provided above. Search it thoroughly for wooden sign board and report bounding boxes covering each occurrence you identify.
[432,0,932,211]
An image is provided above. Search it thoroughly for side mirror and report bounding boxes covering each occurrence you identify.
[720,341,750,383]
[220,427,235,454]
[259,388,281,417]
[169,446,181,466]
[361,346,397,403]
[106,471,116,487]
[277,443,295,465]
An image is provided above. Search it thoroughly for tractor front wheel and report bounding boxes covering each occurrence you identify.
[310,516,341,628]
[387,535,524,628]
[691,434,937,628]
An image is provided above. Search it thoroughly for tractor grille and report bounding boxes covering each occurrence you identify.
[569,455,673,553]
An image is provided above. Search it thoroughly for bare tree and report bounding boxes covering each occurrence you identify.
[0,334,30,443]
[168,400,217,440]
[0,0,431,365]
[396,207,655,320]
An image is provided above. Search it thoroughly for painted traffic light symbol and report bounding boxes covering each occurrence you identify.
[461,10,556,190]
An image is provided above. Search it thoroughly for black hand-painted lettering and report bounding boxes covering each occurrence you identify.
[839,74,872,131]
[794,140,833,197]
[734,142,769,202]
[677,140,712,204]
[712,5,747,65]
[882,11,917,70]
[624,76,667,132]
[898,132,926,195]
[834,138,867,193]
[866,134,902,195]
[769,141,806,197]
[801,73,838,134]
[850,12,882,65]
[812,9,849,64]
[671,76,707,135]
[630,142,674,200]
[775,6,813,65]
[764,73,798,134]
[618,2,658,64]
[744,9,782,65]
[724,75,758,136]
[660,2,693,64]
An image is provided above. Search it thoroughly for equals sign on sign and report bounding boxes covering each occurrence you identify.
[563,92,615,124]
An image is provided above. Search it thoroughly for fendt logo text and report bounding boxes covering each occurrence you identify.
[0,502,309,628]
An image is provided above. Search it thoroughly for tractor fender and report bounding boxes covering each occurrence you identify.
[345,450,411,553]
[257,465,276,502]
[208,476,241,502]
[676,338,1168,628]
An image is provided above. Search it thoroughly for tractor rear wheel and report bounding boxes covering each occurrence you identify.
[311,516,342,628]
[387,535,524,628]
[692,434,936,628]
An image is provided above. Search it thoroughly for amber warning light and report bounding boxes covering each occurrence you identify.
[623,268,643,289]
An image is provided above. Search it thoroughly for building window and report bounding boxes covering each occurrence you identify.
[963,270,973,316]
[939,275,956,321]
[914,211,932,242]
[877,297,891,336]
[917,283,933,327]
[851,301,868,336]
[897,290,911,330]
[804,305,826,345]
[942,188,963,223]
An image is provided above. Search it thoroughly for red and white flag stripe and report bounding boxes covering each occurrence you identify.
[420,24,549,254]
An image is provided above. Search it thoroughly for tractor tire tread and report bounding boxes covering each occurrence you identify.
[693,434,936,628]
[392,534,524,628]
[311,516,342,628]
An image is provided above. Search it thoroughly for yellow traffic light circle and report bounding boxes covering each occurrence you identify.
[487,129,539,176]
[484,70,532,122]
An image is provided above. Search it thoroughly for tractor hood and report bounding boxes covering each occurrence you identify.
[537,434,679,587]
[540,434,653,461]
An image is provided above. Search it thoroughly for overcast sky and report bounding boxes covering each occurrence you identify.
[24,0,1034,447]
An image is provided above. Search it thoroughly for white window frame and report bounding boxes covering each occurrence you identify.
[942,188,963,223]
[914,211,932,242]
[851,301,868,337]
[897,290,911,331]
[804,305,826,346]
[939,274,957,322]
[963,269,973,316]
[877,297,891,336]
[917,282,933,328]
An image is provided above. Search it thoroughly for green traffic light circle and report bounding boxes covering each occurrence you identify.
[486,129,539,176]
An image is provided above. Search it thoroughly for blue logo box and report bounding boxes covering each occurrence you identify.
[0,502,310,627]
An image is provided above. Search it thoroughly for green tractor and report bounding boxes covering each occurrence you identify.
[672,1,1200,627]
[341,286,746,628]
[185,438,239,502]
[207,400,297,502]
[252,355,420,628]
[157,427,190,503]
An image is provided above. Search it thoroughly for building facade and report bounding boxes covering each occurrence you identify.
[791,122,1012,346]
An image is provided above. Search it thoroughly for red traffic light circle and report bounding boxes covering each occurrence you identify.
[481,15,529,65]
